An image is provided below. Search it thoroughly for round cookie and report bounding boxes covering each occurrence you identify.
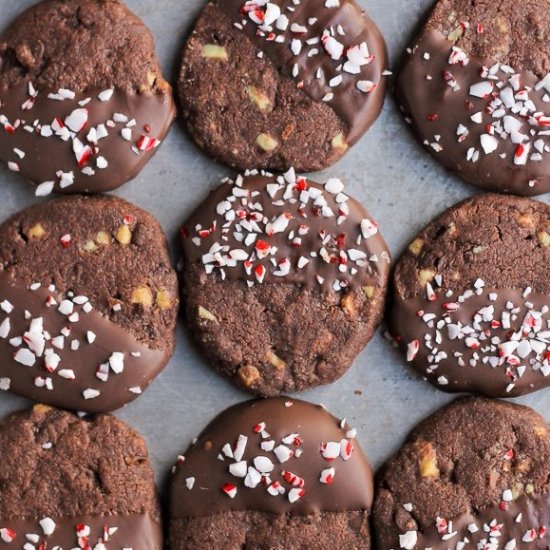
[0,194,179,412]
[0,0,175,196]
[396,0,550,196]
[178,0,388,173]
[0,404,162,548]
[180,169,391,396]
[389,193,550,398]
[373,397,550,550]
[170,397,374,549]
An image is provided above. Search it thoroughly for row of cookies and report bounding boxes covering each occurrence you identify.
[1,395,548,548]
[0,0,548,196]
[0,171,550,411]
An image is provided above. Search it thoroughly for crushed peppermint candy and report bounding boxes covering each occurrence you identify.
[182,169,389,292]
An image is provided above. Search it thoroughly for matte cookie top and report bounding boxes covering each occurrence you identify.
[179,0,388,172]
[389,193,550,398]
[0,0,175,196]
[373,398,550,550]
[181,169,390,396]
[0,195,179,412]
[0,405,162,548]
[170,397,374,548]
[397,0,550,195]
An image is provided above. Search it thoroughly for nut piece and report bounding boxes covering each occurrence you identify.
[538,230,550,247]
[267,351,286,371]
[256,133,278,152]
[201,44,228,60]
[417,441,440,478]
[27,223,46,240]
[198,306,218,322]
[246,86,272,111]
[408,238,424,256]
[82,240,98,253]
[156,290,173,310]
[341,292,358,318]
[115,225,132,245]
[33,403,53,414]
[96,231,111,245]
[131,286,153,307]
[517,212,535,229]
[331,132,348,150]
[362,285,374,299]
[418,268,436,286]
[238,365,261,387]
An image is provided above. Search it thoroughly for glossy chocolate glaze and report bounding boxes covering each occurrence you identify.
[171,397,373,518]
[0,84,175,195]
[390,284,550,398]
[0,512,161,549]
[0,270,169,413]
[397,30,550,196]
[181,172,390,292]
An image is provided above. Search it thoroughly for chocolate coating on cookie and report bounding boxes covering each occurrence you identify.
[178,0,387,172]
[0,195,179,412]
[170,397,373,548]
[389,193,550,398]
[0,0,175,195]
[181,170,390,396]
[0,405,162,548]
[373,397,550,549]
[396,0,550,195]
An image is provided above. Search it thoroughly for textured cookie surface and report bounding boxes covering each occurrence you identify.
[181,170,390,396]
[373,397,550,550]
[390,193,550,398]
[178,0,387,172]
[0,194,179,412]
[170,397,373,550]
[0,405,162,548]
[0,0,175,195]
[396,0,550,195]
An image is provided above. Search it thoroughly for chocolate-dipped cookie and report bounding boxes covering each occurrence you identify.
[373,397,550,550]
[0,195,179,412]
[0,0,175,196]
[396,0,550,196]
[0,404,162,548]
[180,169,390,396]
[178,0,388,172]
[389,193,550,398]
[170,397,373,549]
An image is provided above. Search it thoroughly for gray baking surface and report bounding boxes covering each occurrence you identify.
[0,0,548,496]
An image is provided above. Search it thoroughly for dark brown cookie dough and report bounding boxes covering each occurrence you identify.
[0,404,162,548]
[180,170,390,397]
[373,397,550,550]
[396,0,550,196]
[0,194,179,412]
[0,0,175,195]
[178,0,388,172]
[389,193,550,398]
[170,397,373,550]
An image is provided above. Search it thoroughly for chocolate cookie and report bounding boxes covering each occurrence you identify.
[396,0,550,196]
[180,169,390,396]
[170,397,373,549]
[0,0,175,196]
[373,397,550,550]
[0,194,179,412]
[0,404,162,548]
[178,0,388,172]
[389,193,550,398]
